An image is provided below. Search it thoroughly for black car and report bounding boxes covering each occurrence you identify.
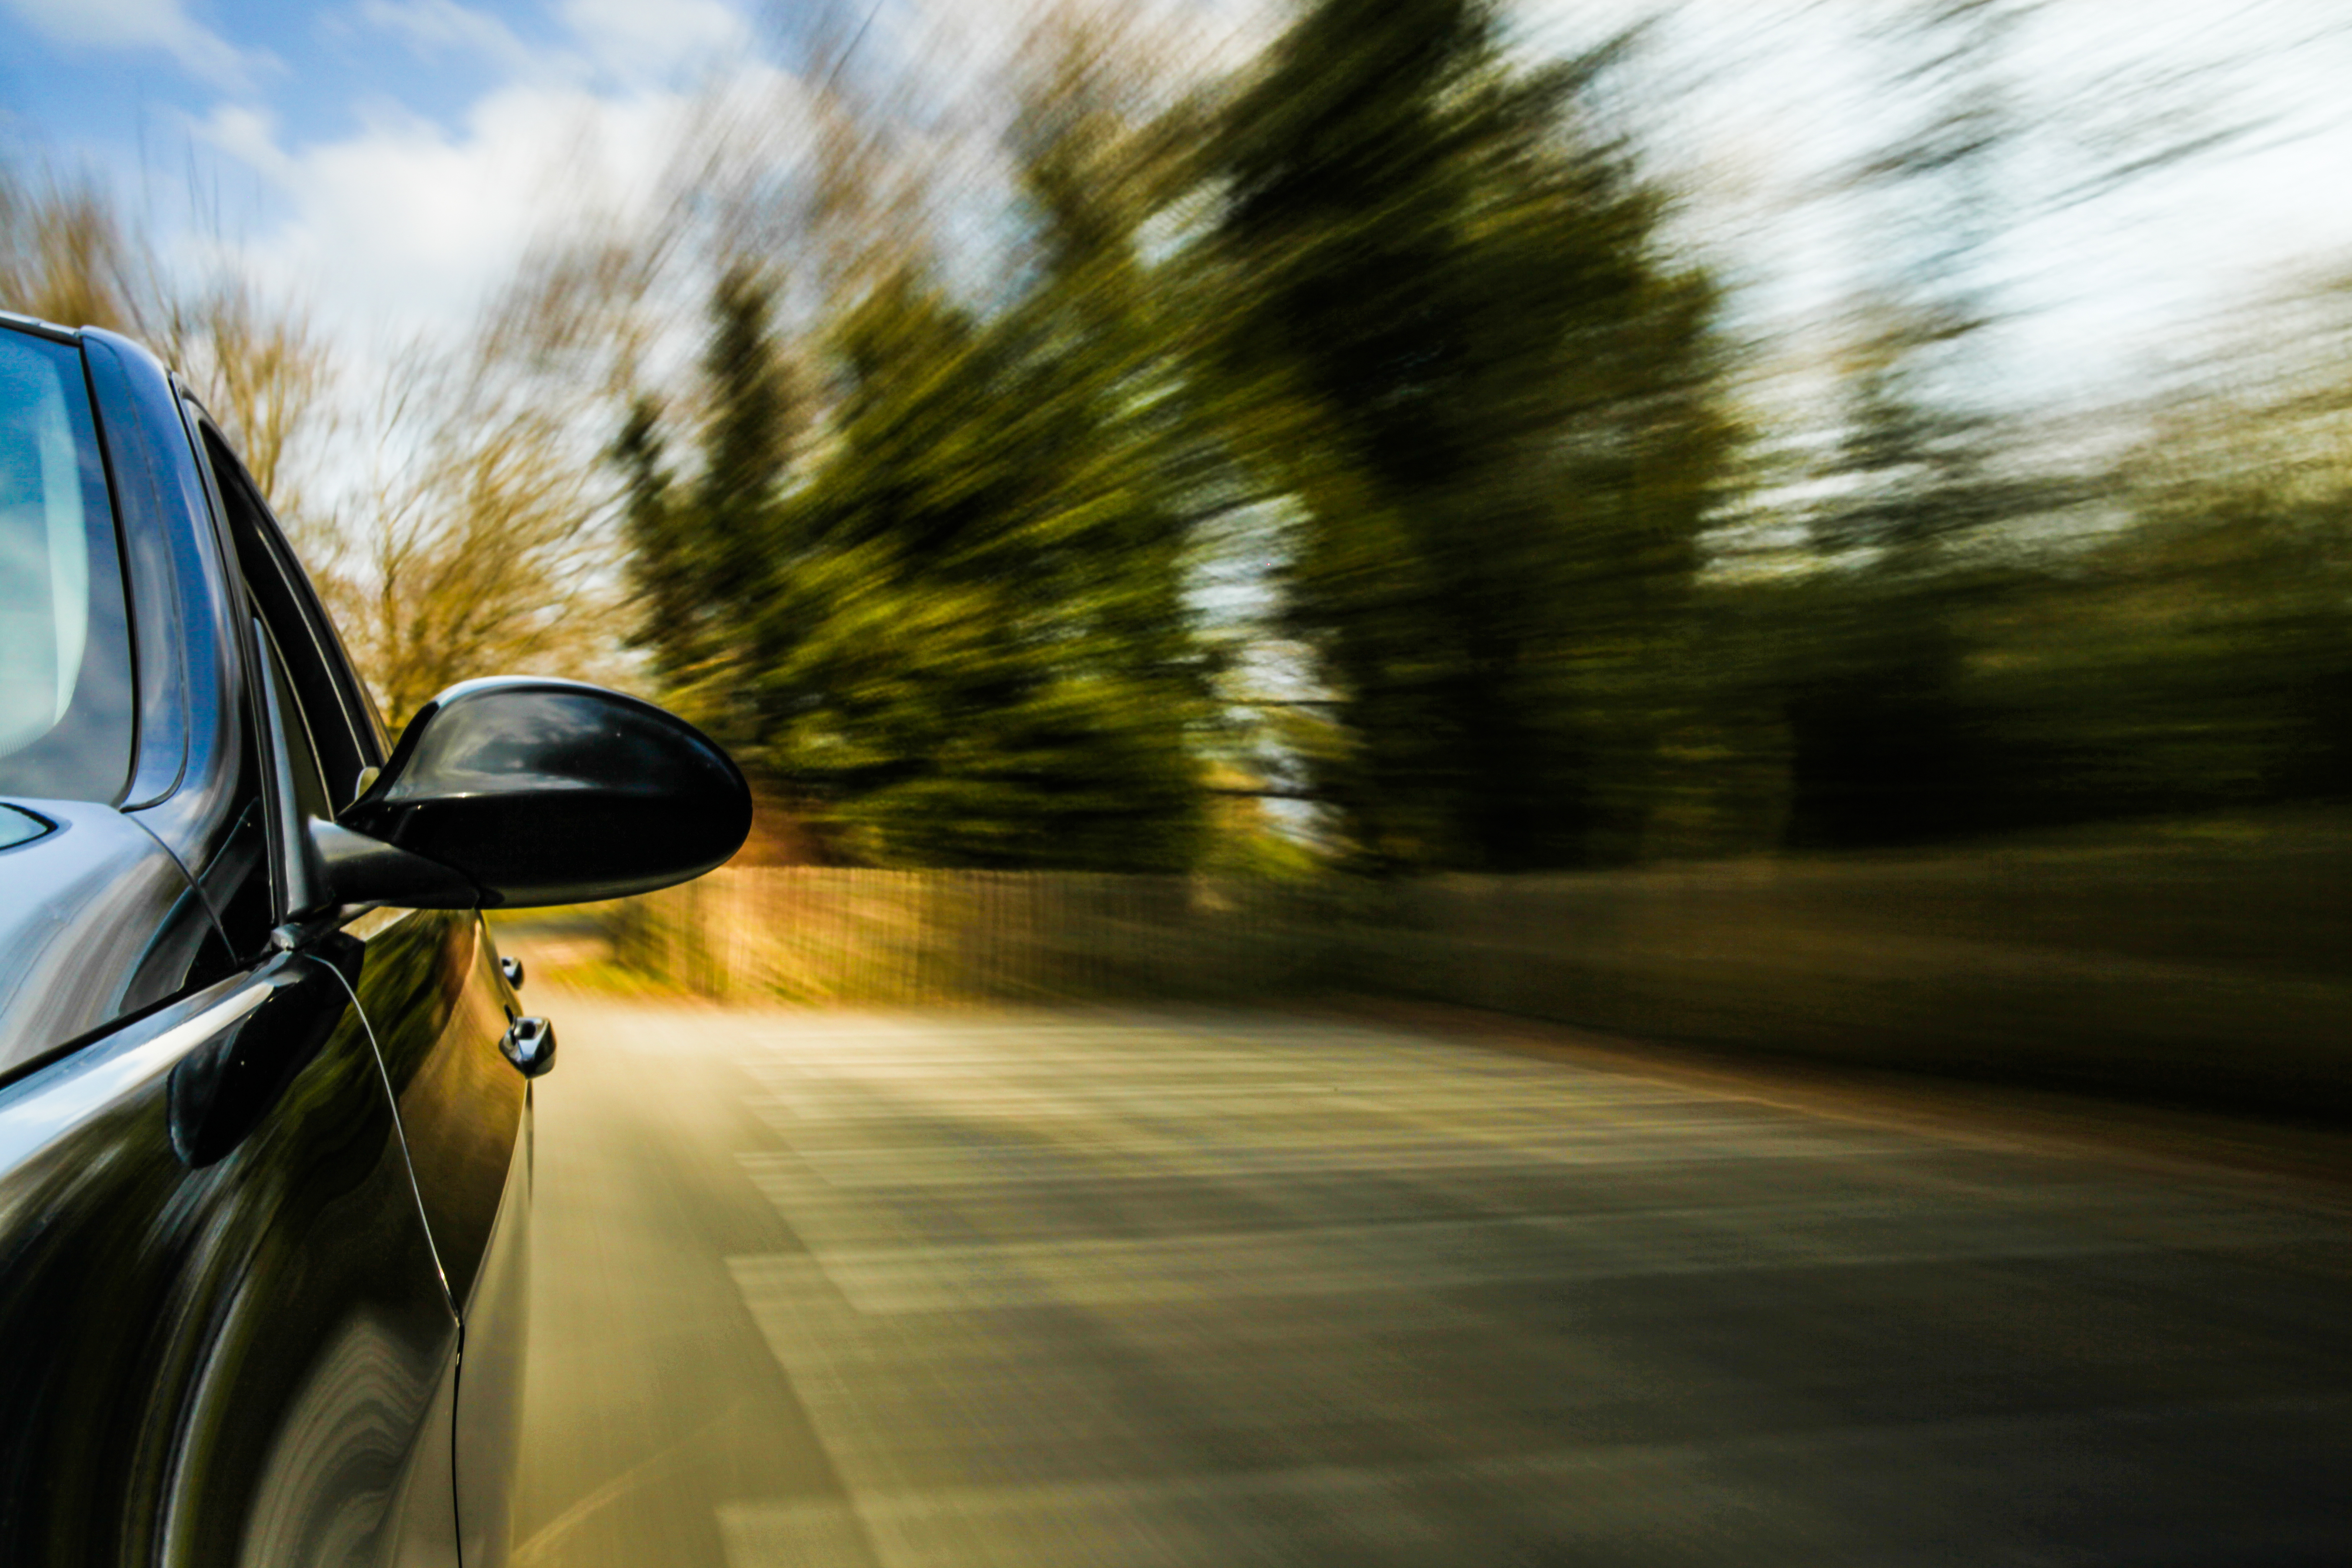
[0,311,750,1564]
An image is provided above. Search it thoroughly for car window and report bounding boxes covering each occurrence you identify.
[0,328,134,802]
[193,420,386,810]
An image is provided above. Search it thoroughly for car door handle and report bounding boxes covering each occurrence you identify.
[168,952,354,1167]
[499,1016,557,1078]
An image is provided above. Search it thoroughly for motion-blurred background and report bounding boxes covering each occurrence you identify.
[7,0,2346,851]
[15,0,2348,1108]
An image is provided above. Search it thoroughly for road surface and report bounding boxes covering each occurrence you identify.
[506,996,2351,1566]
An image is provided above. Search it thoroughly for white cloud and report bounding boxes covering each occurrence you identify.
[559,0,748,84]
[189,0,1264,351]
[358,0,540,78]
[198,77,709,343]
[188,52,841,369]
[186,0,1284,353]
[196,102,294,182]
[2,0,260,89]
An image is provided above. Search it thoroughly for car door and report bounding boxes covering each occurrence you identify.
[0,948,465,1567]
[0,329,462,1565]
[190,417,534,1568]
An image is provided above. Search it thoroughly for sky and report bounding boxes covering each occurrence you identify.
[0,0,787,339]
[4,0,2350,404]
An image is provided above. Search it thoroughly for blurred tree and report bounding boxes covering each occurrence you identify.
[1204,0,1728,870]
[0,166,142,333]
[756,228,1210,862]
[1977,498,2352,824]
[618,24,1218,869]
[1967,270,2352,825]
[1777,0,2030,849]
[163,277,337,531]
[312,240,645,731]
[1767,0,2297,848]
[614,262,800,751]
[2,165,334,518]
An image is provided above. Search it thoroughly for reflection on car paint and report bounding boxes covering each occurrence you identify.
[351,908,526,1318]
[0,802,230,1082]
[0,968,458,1563]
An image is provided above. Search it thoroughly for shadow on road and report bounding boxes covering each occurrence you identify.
[506,983,2352,1567]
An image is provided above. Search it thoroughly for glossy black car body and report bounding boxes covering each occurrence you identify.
[0,312,749,1564]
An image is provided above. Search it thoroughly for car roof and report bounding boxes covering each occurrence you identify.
[0,309,81,344]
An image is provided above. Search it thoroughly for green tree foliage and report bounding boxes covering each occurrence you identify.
[1966,282,2352,826]
[615,263,800,749]
[1205,0,1728,871]
[618,76,1215,870]
[606,0,2346,872]
[1774,325,2039,848]
[1756,0,2352,849]
[1772,0,2035,849]
[757,270,1211,870]
[1983,498,2352,823]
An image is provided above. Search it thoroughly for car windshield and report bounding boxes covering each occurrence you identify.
[0,326,132,803]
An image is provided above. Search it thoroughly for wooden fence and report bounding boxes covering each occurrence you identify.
[585,821,2352,1117]
[600,871,1369,1004]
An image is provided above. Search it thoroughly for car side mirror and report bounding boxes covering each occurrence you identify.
[311,678,752,911]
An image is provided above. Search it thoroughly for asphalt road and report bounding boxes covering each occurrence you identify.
[506,996,2352,1567]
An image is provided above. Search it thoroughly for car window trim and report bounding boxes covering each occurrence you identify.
[81,336,197,812]
[170,392,305,931]
[67,339,146,807]
[183,409,386,794]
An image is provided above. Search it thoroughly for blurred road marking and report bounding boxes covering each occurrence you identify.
[730,1200,2182,1315]
[718,1394,2352,1568]
[686,1010,2352,1567]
